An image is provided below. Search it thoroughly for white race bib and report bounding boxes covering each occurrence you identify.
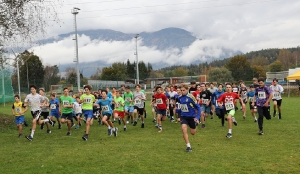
[225,101,235,110]
[50,104,56,110]
[180,104,189,112]
[176,102,180,109]
[156,98,163,104]
[63,101,70,106]
[125,98,131,102]
[249,97,254,102]
[273,92,281,99]
[233,88,238,93]
[202,99,209,104]
[258,92,266,99]
[15,107,21,113]
[135,99,141,105]
[84,97,92,104]
[102,105,109,112]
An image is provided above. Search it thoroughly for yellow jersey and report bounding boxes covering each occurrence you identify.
[12,102,26,116]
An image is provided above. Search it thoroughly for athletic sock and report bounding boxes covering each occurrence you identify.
[186,143,191,148]
[43,119,49,123]
[30,130,35,137]
[228,129,232,134]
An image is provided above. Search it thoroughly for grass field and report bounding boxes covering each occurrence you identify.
[0,97,300,174]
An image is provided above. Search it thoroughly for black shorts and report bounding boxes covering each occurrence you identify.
[111,104,115,110]
[257,106,271,120]
[249,102,257,110]
[103,113,112,120]
[134,106,144,115]
[272,99,282,106]
[41,111,49,119]
[216,108,225,117]
[31,110,42,120]
[61,113,73,120]
[180,116,196,129]
[243,99,247,104]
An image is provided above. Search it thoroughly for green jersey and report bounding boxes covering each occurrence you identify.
[114,96,125,111]
[59,95,74,114]
[123,92,134,106]
[80,94,95,110]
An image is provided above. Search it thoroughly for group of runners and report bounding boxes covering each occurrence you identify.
[11,77,284,152]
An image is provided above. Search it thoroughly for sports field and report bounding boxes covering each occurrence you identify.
[0,97,299,174]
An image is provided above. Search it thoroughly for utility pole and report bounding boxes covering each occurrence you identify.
[72,7,81,90]
[134,34,139,84]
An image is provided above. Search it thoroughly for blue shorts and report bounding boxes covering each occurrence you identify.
[83,110,93,119]
[50,111,60,118]
[156,109,167,116]
[61,113,73,120]
[124,106,134,113]
[15,115,24,125]
[201,105,211,114]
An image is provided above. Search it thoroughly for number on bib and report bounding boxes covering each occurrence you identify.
[15,107,21,113]
[135,99,141,105]
[102,105,109,112]
[258,92,266,99]
[50,104,56,110]
[63,101,70,106]
[225,101,235,110]
[273,92,280,99]
[202,99,208,104]
[180,104,189,112]
[156,98,163,104]
[84,98,92,103]
[249,97,253,102]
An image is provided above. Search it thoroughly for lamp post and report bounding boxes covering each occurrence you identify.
[0,56,5,106]
[72,7,81,90]
[134,34,139,84]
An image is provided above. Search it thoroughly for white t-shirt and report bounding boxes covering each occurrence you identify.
[133,91,145,108]
[270,84,284,100]
[73,102,82,114]
[24,93,44,112]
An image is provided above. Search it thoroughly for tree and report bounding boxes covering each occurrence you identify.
[252,65,266,78]
[65,67,77,85]
[251,56,269,67]
[269,60,284,72]
[18,51,44,88]
[43,65,60,91]
[100,63,128,81]
[172,67,188,77]
[0,1,59,47]
[277,49,294,70]
[208,67,234,83]
[225,55,252,81]
[90,67,102,80]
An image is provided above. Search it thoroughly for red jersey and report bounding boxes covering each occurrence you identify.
[153,93,168,110]
[217,92,240,111]
[192,91,201,104]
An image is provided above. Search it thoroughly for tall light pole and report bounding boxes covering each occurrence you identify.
[72,7,81,90]
[0,55,5,106]
[134,34,139,84]
[11,49,21,100]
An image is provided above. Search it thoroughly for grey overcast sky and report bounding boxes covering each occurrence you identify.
[28,0,300,66]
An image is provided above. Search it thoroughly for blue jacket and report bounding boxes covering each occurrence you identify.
[178,93,201,120]
[212,90,224,109]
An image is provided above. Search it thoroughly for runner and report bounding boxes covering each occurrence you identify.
[24,85,54,141]
[208,83,217,119]
[168,85,177,122]
[133,84,146,128]
[239,83,248,119]
[124,86,134,124]
[189,81,197,94]
[269,78,284,119]
[252,78,260,88]
[59,87,74,136]
[174,87,182,123]
[212,84,225,126]
[199,83,212,128]
[151,86,168,132]
[252,77,273,135]
[217,83,245,138]
[96,89,118,137]
[49,93,61,129]
[39,88,52,133]
[113,90,126,131]
[73,96,82,129]
[151,87,157,123]
[178,84,201,152]
[81,85,96,141]
[247,85,258,122]
[12,95,28,137]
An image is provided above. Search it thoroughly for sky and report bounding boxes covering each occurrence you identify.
[23,0,300,67]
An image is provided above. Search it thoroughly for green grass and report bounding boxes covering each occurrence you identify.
[0,97,300,174]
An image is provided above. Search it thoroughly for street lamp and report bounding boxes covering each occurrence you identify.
[71,7,81,90]
[134,34,139,84]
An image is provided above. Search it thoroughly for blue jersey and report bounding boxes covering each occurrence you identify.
[165,92,170,99]
[96,97,113,115]
[247,91,256,103]
[212,90,224,109]
[107,92,113,99]
[49,98,59,113]
[174,94,181,113]
[178,93,201,120]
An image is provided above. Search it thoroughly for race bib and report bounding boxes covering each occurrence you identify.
[225,101,235,110]
[249,97,254,102]
[135,99,141,105]
[50,104,56,110]
[115,102,120,108]
[63,101,70,106]
[102,105,109,112]
[273,92,281,99]
[202,99,209,104]
[176,102,180,109]
[180,104,189,112]
[125,98,131,102]
[15,107,21,113]
[196,94,200,100]
[156,98,163,104]
[258,92,266,99]
[233,88,238,93]
[84,97,92,103]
